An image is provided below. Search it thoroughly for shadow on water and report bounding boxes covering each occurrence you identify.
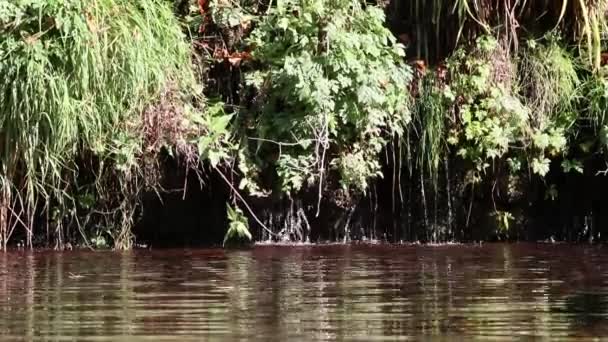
[554,292,608,329]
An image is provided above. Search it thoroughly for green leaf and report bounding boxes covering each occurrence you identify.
[210,114,233,135]
[533,132,550,150]
[224,205,252,246]
[507,158,522,172]
[532,157,551,177]
[561,159,583,174]
[243,0,412,196]
[238,178,248,190]
[197,136,212,156]
[209,150,221,168]
[278,17,289,30]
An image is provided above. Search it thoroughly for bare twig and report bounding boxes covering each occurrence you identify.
[314,115,329,217]
[214,165,277,237]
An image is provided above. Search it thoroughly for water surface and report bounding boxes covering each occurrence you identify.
[1,243,608,341]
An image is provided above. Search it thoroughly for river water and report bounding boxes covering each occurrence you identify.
[1,243,607,341]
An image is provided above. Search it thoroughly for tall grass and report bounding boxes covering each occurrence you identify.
[582,75,608,129]
[518,37,580,129]
[0,0,195,249]
[411,74,448,188]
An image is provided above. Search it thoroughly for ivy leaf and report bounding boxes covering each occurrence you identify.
[507,157,522,172]
[533,132,550,150]
[547,128,567,152]
[393,43,406,57]
[532,157,551,177]
[223,205,252,246]
[443,86,456,102]
[561,159,583,174]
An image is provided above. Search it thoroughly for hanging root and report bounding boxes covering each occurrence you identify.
[420,170,429,242]
[0,183,8,251]
[445,155,453,240]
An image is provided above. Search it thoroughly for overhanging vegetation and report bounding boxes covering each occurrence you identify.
[1,0,607,248]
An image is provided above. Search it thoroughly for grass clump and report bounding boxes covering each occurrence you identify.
[518,37,580,130]
[0,0,196,249]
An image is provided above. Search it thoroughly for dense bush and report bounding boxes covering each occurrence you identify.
[238,0,411,198]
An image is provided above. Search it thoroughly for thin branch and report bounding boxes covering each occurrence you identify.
[214,165,277,237]
[248,137,312,146]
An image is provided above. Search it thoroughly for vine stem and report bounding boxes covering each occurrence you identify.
[214,165,277,237]
[315,114,329,218]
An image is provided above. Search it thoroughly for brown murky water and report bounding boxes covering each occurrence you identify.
[1,244,608,341]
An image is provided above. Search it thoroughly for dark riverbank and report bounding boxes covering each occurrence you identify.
[130,155,608,247]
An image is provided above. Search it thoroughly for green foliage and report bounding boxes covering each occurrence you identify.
[242,0,412,194]
[493,210,514,237]
[90,233,110,249]
[581,75,608,130]
[411,74,450,186]
[545,184,559,201]
[191,102,234,168]
[223,204,252,246]
[519,37,580,129]
[334,147,383,193]
[561,159,584,174]
[445,36,573,178]
[209,0,255,29]
[0,0,195,248]
[447,37,525,174]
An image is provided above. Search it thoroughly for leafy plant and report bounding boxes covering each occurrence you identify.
[90,233,110,249]
[562,159,584,174]
[242,0,412,195]
[447,37,524,173]
[191,102,234,167]
[582,75,608,130]
[493,210,515,237]
[446,36,574,179]
[209,0,254,29]
[223,204,252,246]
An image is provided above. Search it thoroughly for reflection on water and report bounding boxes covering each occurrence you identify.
[1,244,608,340]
